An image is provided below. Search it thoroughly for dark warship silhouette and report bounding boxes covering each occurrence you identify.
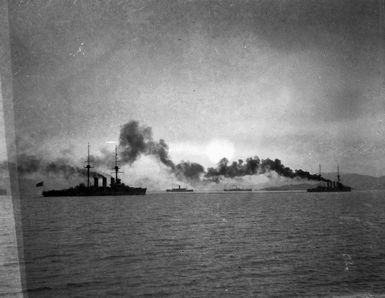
[307,165,351,192]
[42,145,146,197]
[166,184,193,192]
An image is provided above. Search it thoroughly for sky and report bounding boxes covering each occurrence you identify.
[6,0,385,178]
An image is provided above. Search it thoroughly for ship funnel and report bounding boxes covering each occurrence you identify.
[94,177,99,188]
[102,176,107,187]
[111,177,115,186]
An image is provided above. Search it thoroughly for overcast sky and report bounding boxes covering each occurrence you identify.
[7,0,385,176]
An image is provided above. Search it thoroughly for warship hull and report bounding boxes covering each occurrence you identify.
[42,144,146,197]
[43,187,146,197]
[307,165,351,193]
[307,186,351,192]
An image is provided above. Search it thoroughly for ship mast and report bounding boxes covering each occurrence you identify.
[85,143,93,188]
[114,145,120,181]
[337,164,340,183]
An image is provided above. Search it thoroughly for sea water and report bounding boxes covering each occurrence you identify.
[8,191,385,296]
[0,196,23,297]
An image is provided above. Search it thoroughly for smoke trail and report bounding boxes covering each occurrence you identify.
[205,157,323,182]
[119,121,152,164]
[9,121,326,186]
[119,121,175,169]
[174,161,205,181]
[117,121,212,183]
[116,121,324,183]
[90,147,115,168]
[92,173,107,179]
[148,139,175,169]
[14,152,105,179]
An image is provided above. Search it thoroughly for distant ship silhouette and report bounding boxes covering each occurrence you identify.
[42,145,146,197]
[307,165,351,192]
[166,184,193,192]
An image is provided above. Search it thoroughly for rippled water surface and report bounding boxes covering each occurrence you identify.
[20,191,385,297]
[0,196,23,297]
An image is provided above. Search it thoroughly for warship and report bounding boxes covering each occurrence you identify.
[42,145,146,197]
[307,165,351,192]
[166,184,193,192]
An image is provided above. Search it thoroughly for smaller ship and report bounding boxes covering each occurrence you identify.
[43,145,146,197]
[166,184,193,192]
[307,165,351,193]
[224,186,252,192]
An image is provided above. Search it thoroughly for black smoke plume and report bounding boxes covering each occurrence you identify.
[174,161,205,181]
[119,121,175,169]
[205,157,322,182]
[148,139,175,169]
[119,121,152,164]
[118,121,207,182]
[8,120,326,186]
